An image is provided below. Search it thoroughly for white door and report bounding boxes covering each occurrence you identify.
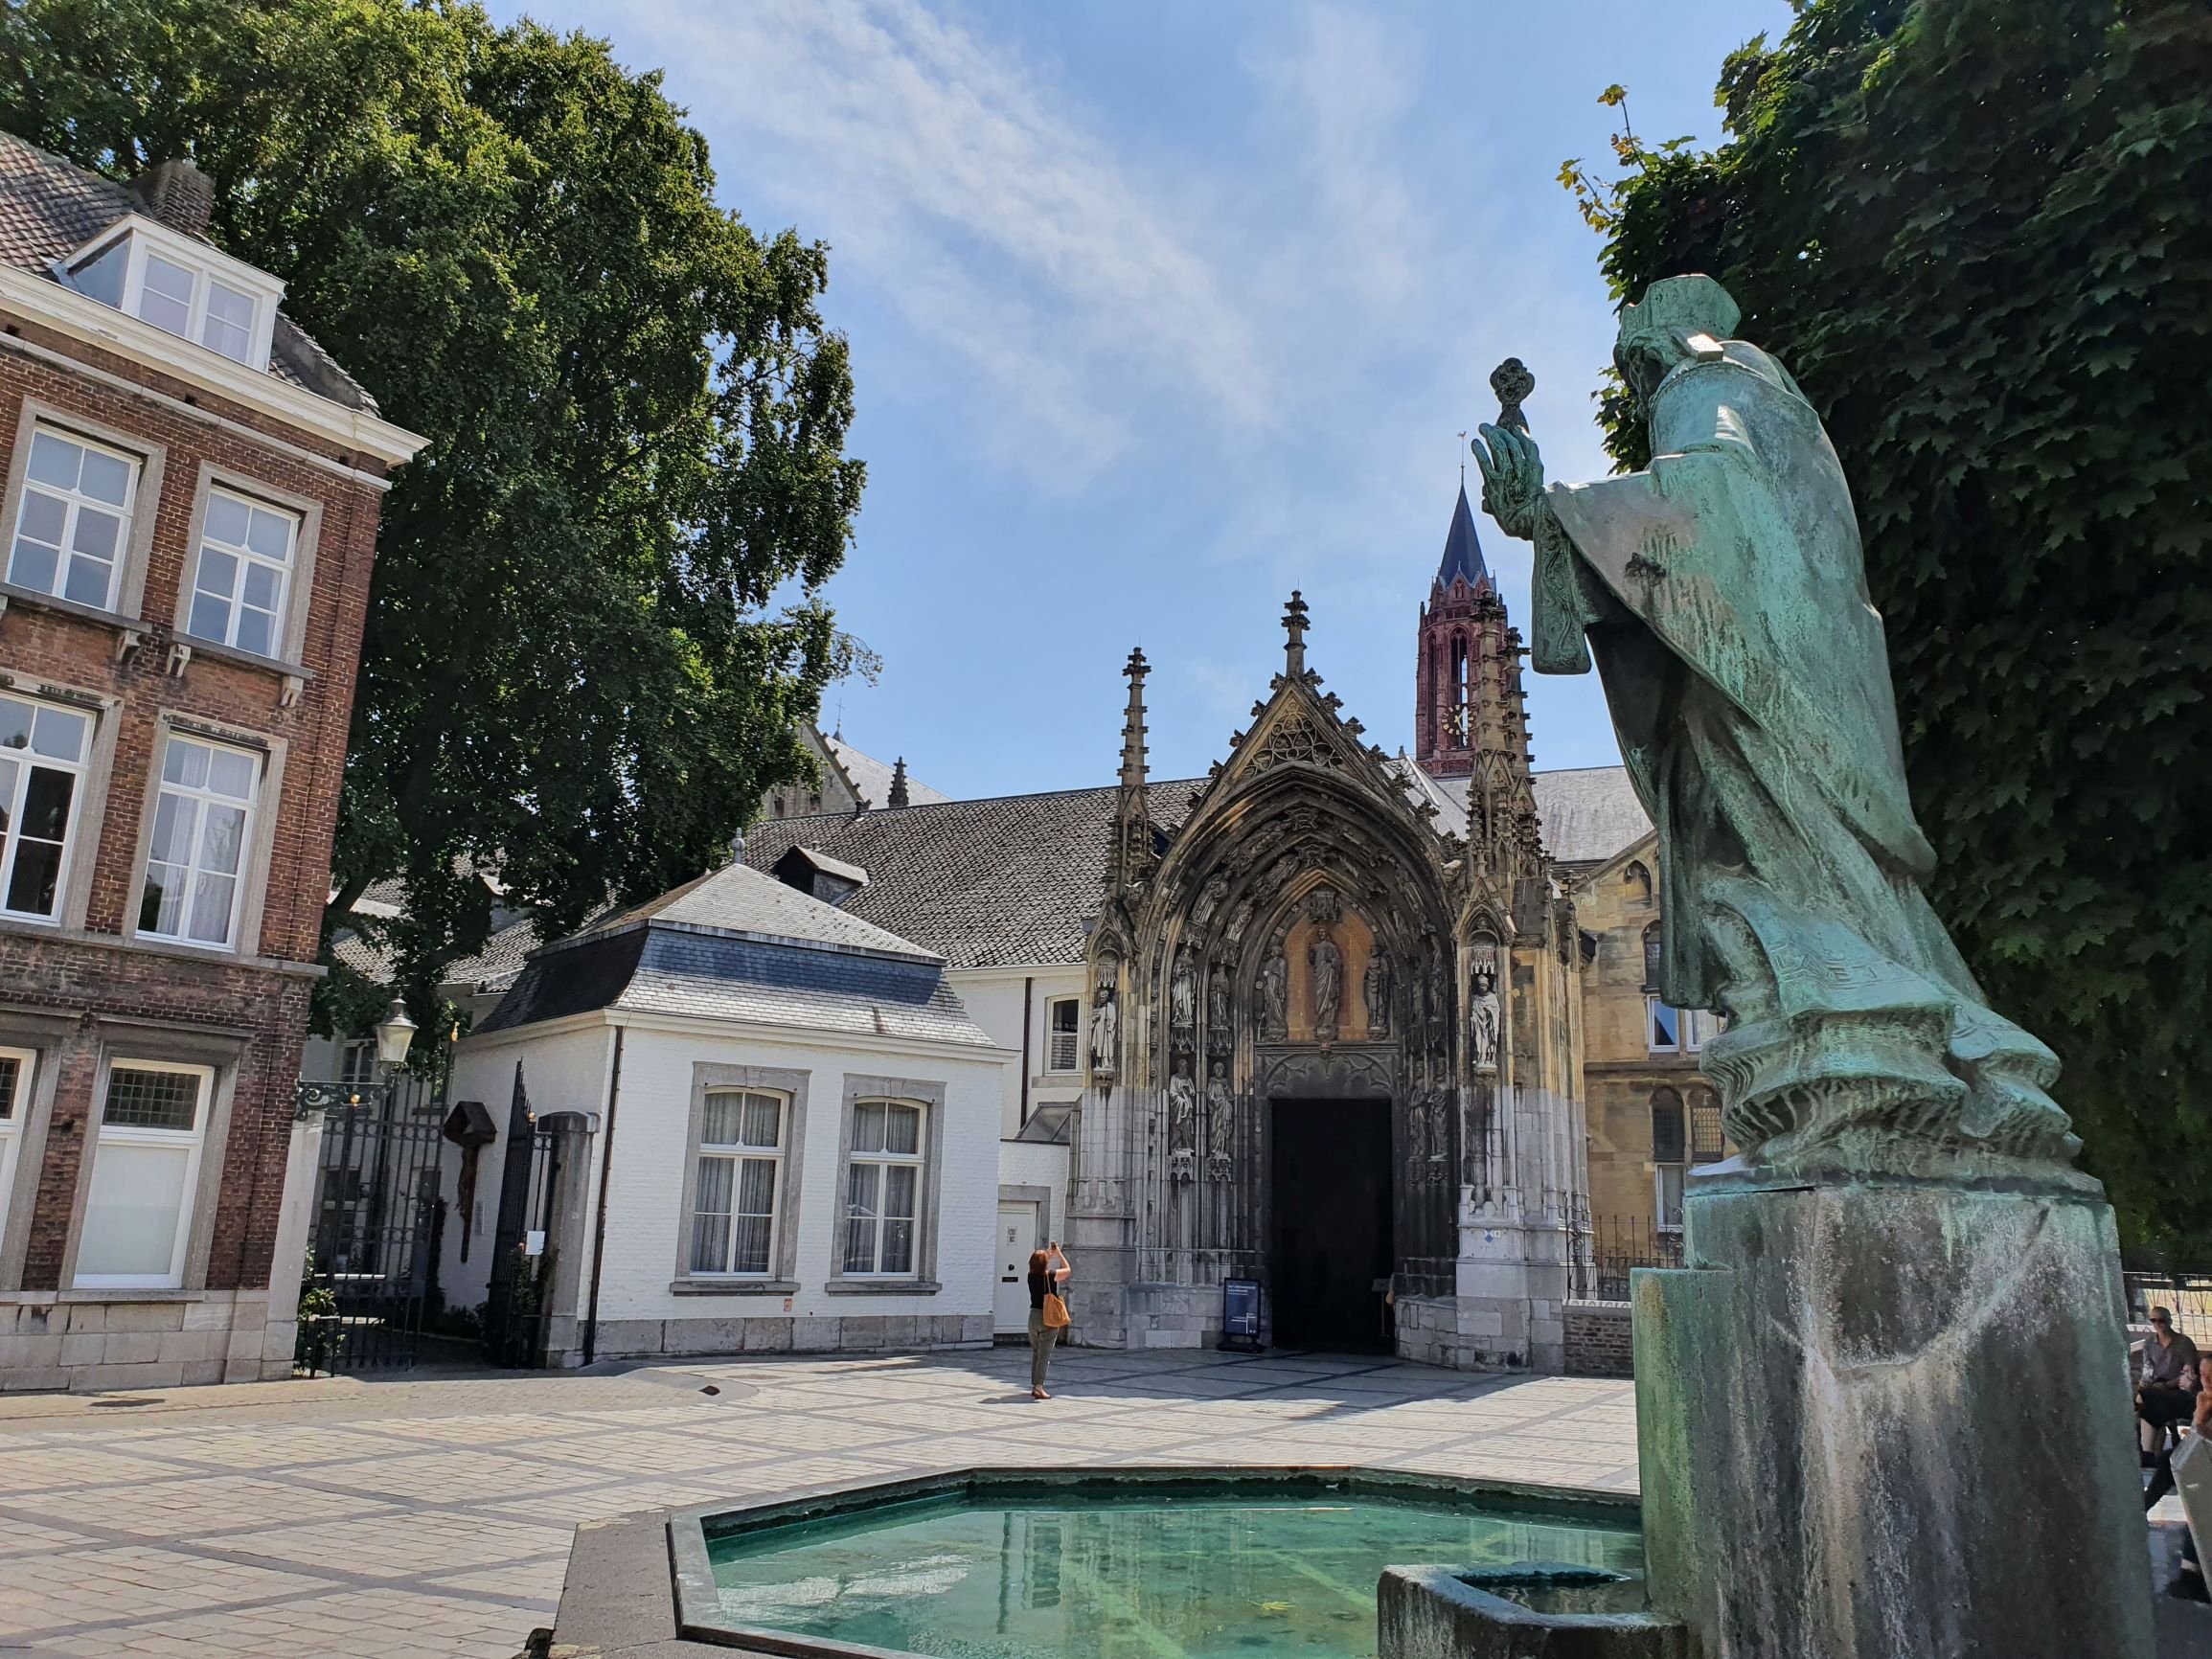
[993,1201,1039,1336]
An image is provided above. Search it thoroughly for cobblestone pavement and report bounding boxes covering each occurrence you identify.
[0,1346,1636,1657]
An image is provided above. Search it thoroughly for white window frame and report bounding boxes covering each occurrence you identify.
[57,216,283,372]
[6,423,141,611]
[1044,996,1081,1073]
[185,486,298,658]
[839,1099,927,1279]
[689,1090,787,1279]
[0,690,94,925]
[74,1059,212,1290]
[1646,997,1716,1056]
[0,1046,32,1254]
[1655,1163,1686,1233]
[137,732,262,951]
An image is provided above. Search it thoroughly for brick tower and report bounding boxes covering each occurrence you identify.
[1414,483,1533,781]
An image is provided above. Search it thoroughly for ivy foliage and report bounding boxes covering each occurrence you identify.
[1574,0,2212,1251]
[0,0,870,1024]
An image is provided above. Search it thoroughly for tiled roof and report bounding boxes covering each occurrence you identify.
[1531,766,1653,867]
[439,915,547,995]
[827,735,950,808]
[578,859,940,962]
[1429,764,1650,867]
[0,130,372,411]
[742,781,1207,968]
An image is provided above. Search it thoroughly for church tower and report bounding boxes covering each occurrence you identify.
[1414,483,1533,782]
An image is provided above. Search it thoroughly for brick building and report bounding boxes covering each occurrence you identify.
[0,134,422,1390]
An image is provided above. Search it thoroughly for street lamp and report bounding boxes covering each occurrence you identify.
[374,998,418,1071]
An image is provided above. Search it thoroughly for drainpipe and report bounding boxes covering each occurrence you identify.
[1019,976,1034,1128]
[581,1024,625,1366]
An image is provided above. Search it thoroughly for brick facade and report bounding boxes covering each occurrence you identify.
[1563,1299,1634,1377]
[0,159,419,1389]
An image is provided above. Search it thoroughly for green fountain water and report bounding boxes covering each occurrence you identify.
[703,1489,1641,1659]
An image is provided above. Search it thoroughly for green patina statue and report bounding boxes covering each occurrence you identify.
[1473,274,2077,1183]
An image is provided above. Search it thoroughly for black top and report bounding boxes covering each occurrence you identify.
[1029,1262,1067,1309]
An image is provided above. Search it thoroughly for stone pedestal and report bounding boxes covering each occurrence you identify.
[1633,1173,2152,1658]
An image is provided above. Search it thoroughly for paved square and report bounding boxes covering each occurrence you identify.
[0,1348,1636,1656]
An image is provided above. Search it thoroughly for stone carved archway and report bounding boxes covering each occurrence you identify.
[1106,707,1464,1293]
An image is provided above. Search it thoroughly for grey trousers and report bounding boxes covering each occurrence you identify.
[1028,1308,1060,1390]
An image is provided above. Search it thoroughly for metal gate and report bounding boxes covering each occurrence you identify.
[483,1063,566,1368]
[296,1072,447,1372]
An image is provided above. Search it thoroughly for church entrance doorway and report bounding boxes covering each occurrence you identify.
[1266,1098,1394,1352]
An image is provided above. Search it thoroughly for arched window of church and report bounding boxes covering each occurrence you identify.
[1450,636,1470,740]
[1642,920,1662,992]
[1626,859,1653,901]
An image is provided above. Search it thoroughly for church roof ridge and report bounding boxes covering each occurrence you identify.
[1436,481,1490,591]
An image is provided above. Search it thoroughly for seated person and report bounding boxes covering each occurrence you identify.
[2140,1307,2201,1451]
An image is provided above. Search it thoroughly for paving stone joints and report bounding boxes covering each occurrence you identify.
[0,1350,1635,1656]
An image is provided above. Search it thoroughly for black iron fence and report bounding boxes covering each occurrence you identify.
[295,1073,448,1373]
[1585,1214,1684,1304]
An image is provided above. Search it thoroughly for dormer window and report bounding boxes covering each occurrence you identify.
[57,217,283,373]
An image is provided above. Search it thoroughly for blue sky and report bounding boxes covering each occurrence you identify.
[497,0,1794,798]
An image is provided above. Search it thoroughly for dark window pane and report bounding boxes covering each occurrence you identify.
[4,840,61,916]
[18,766,73,842]
[0,1056,17,1120]
[103,1066,199,1130]
[1652,1089,1686,1164]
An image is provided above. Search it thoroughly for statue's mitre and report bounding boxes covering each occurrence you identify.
[1618,273,1742,354]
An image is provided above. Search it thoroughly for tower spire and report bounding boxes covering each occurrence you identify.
[1282,591,1311,678]
[1435,482,1491,593]
[1108,648,1154,896]
[888,756,909,807]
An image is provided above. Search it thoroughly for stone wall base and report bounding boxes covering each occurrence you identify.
[1635,1175,2151,1657]
[569,1311,992,1364]
[0,1289,292,1392]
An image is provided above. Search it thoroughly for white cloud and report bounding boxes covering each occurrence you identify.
[616,0,1272,480]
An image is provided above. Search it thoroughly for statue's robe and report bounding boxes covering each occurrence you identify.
[1532,342,2072,1164]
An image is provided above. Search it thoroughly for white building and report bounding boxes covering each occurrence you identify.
[436,859,1011,1363]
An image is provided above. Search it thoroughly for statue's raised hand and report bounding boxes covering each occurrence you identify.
[1471,422,1544,540]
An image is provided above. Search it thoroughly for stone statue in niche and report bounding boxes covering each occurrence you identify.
[1169,949,1197,1029]
[1191,871,1229,930]
[1167,1062,1197,1159]
[1364,945,1392,1038]
[1088,975,1119,1074]
[1309,928,1342,1038]
[1207,972,1231,1032]
[1473,273,2074,1173]
[1205,1061,1234,1171]
[1425,952,1448,1039]
[1259,950,1288,1039]
[1469,964,1501,1075]
[1224,896,1257,946]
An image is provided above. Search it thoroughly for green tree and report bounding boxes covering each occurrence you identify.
[1568,1,2212,1252]
[1,0,868,1026]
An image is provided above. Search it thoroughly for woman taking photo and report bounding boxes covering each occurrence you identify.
[1028,1242,1071,1399]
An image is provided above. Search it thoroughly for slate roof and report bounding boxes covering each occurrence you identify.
[582,860,939,961]
[827,735,950,809]
[1530,766,1653,868]
[742,781,1208,968]
[1436,482,1491,589]
[0,130,374,411]
[477,860,993,1048]
[440,915,548,996]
